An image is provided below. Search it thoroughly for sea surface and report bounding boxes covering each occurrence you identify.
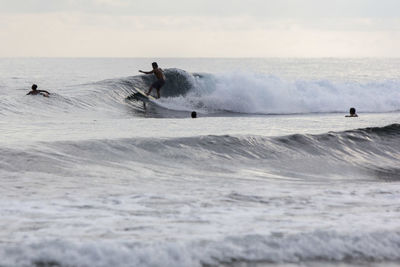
[0,58,400,267]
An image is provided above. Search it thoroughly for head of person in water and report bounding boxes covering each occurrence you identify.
[152,62,158,69]
[191,111,197,118]
[350,107,356,115]
[31,84,38,91]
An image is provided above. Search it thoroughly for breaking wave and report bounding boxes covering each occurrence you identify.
[2,69,400,117]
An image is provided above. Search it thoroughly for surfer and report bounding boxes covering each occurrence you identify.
[345,107,358,117]
[26,84,50,97]
[139,62,166,99]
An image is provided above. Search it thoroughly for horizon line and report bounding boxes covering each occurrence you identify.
[1,56,400,59]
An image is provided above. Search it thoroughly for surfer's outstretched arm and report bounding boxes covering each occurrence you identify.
[39,90,50,94]
[139,70,154,75]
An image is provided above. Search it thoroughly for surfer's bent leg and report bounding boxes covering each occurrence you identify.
[147,80,159,95]
[146,85,153,96]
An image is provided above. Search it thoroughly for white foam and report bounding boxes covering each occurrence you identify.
[1,231,400,267]
[158,72,400,114]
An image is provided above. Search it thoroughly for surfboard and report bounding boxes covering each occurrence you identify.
[127,87,157,102]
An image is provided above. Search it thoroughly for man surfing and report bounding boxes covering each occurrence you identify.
[139,62,166,99]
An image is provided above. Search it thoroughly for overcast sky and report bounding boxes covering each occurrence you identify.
[1,0,399,57]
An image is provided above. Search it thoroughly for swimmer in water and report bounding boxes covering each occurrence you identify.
[345,107,358,117]
[26,84,50,97]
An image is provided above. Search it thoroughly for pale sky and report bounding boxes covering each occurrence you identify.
[1,0,400,57]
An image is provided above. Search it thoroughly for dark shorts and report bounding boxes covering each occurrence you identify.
[152,79,165,90]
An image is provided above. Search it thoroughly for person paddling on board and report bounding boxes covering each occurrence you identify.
[27,84,50,97]
[139,62,166,99]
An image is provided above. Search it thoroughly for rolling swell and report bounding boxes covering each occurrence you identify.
[2,124,399,181]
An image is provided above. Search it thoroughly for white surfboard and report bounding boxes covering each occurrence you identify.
[133,87,157,102]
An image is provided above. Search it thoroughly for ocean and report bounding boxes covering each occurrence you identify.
[0,58,400,267]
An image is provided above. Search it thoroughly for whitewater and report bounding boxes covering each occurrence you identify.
[1,58,400,267]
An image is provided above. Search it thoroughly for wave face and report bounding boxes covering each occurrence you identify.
[3,68,400,118]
